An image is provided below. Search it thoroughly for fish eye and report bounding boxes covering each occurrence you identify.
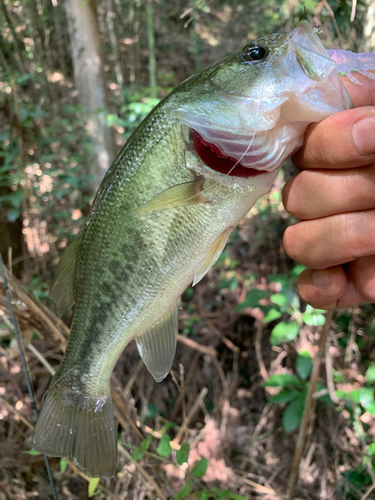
[241,44,268,62]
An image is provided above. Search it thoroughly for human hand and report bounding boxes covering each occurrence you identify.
[282,72,375,309]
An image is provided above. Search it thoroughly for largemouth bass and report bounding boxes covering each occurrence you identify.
[32,21,373,477]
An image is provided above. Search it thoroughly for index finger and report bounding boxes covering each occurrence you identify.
[292,73,375,170]
[342,72,375,108]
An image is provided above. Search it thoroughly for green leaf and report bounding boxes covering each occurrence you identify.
[368,442,375,456]
[23,449,41,455]
[283,390,307,432]
[264,373,303,389]
[141,433,153,451]
[291,264,307,279]
[8,189,24,208]
[336,387,374,410]
[367,402,375,416]
[216,490,247,500]
[270,320,299,346]
[174,479,193,499]
[132,447,144,461]
[235,289,268,312]
[161,422,178,433]
[60,458,68,474]
[365,364,375,384]
[269,389,300,404]
[191,457,208,477]
[302,311,325,326]
[315,384,333,405]
[296,350,312,380]
[197,492,208,500]
[156,433,172,457]
[176,442,190,465]
[144,403,162,420]
[7,208,20,222]
[358,388,374,410]
[268,274,290,287]
[88,477,100,497]
[270,293,289,309]
[262,307,282,324]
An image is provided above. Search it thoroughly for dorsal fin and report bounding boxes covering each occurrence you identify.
[50,232,82,317]
[136,301,180,382]
[193,227,232,286]
[136,179,210,213]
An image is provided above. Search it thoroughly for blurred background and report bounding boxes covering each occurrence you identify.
[1,1,375,499]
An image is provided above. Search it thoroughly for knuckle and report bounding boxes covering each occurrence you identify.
[341,212,375,258]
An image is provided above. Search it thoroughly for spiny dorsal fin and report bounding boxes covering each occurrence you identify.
[136,301,180,382]
[193,227,232,286]
[50,232,82,317]
[136,179,210,213]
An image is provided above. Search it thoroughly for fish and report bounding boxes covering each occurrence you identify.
[31,20,374,477]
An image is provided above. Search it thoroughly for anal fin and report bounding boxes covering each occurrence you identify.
[50,232,82,317]
[193,227,232,286]
[136,301,179,382]
[136,179,210,213]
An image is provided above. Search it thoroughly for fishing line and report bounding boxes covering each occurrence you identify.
[0,254,58,500]
[226,76,267,177]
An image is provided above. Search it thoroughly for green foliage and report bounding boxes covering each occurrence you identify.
[296,350,312,381]
[108,89,160,140]
[270,320,299,345]
[191,457,208,477]
[144,403,163,420]
[23,449,41,456]
[234,289,268,312]
[336,387,375,417]
[341,463,373,492]
[176,442,190,465]
[282,390,307,432]
[365,364,375,384]
[88,477,100,497]
[264,373,303,389]
[266,351,332,433]
[174,479,194,499]
[235,268,327,349]
[59,459,68,474]
[156,433,172,457]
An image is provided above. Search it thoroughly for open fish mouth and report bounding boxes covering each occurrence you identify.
[191,125,289,177]
[192,130,269,177]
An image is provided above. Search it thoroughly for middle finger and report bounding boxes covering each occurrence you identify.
[283,209,375,269]
[283,164,375,220]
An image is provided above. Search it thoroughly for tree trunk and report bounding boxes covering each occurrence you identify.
[192,0,200,74]
[106,0,124,93]
[146,0,157,97]
[129,0,141,84]
[364,1,375,52]
[65,0,115,191]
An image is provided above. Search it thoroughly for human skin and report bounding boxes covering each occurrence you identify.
[282,73,375,309]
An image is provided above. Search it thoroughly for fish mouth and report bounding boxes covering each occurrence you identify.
[192,130,268,178]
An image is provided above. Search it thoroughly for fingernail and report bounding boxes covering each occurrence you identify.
[353,114,375,155]
[312,269,331,288]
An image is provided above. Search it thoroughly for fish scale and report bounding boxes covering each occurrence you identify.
[32,21,374,477]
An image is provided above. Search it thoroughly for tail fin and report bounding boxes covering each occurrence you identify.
[32,380,117,477]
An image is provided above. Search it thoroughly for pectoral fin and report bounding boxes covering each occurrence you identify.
[50,232,82,317]
[136,301,179,382]
[193,227,232,286]
[136,179,209,213]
